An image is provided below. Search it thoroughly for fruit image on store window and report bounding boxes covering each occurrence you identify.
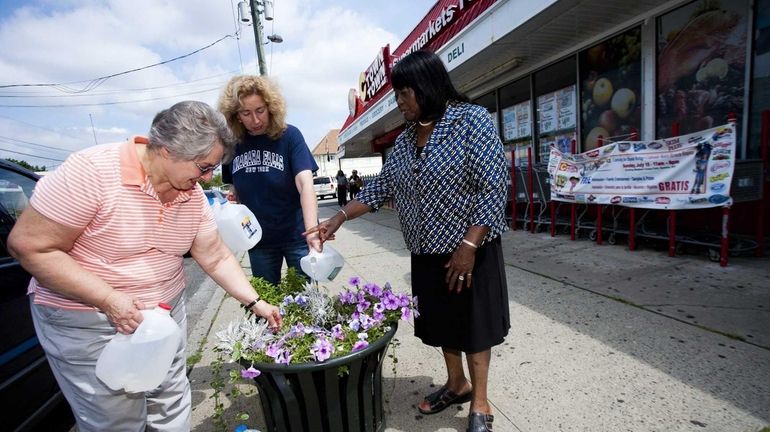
[656,0,748,140]
[580,27,642,150]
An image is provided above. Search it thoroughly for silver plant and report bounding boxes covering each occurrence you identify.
[302,284,336,327]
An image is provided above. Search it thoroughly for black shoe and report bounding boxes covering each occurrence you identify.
[467,412,494,432]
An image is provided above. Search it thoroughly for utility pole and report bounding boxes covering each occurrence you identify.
[249,0,268,76]
[89,113,98,145]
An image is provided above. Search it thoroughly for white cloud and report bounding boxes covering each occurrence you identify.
[0,0,434,167]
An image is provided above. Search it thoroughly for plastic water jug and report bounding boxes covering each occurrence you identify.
[300,244,344,282]
[212,190,262,252]
[95,303,182,393]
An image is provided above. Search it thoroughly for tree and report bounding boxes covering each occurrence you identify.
[198,173,224,190]
[4,158,47,172]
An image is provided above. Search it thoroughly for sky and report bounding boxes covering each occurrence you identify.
[0,0,435,170]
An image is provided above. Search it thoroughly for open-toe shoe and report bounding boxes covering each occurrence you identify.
[417,385,472,415]
[466,412,494,432]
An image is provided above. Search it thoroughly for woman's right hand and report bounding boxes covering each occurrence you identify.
[303,212,344,243]
[252,300,283,330]
[100,291,146,334]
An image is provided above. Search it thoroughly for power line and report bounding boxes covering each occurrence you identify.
[0,34,237,93]
[0,114,89,142]
[0,146,66,161]
[0,86,222,108]
[0,135,74,153]
[0,70,240,98]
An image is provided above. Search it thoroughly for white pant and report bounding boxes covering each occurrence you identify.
[30,295,191,432]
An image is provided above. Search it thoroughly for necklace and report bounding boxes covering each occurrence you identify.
[418,120,434,127]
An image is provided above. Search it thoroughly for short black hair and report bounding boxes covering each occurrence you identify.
[390,50,468,122]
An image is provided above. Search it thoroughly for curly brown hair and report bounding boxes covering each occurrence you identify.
[217,75,287,141]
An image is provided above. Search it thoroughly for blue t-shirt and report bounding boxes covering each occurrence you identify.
[222,125,318,247]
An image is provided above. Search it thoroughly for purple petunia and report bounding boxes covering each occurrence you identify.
[339,290,356,305]
[349,319,361,332]
[288,323,306,338]
[276,349,293,365]
[311,337,334,362]
[401,306,412,321]
[294,295,308,306]
[265,341,283,358]
[352,340,369,351]
[356,300,371,314]
[382,292,400,310]
[364,282,382,297]
[240,366,261,379]
[331,324,344,340]
[398,293,411,308]
[283,295,294,305]
[348,276,361,286]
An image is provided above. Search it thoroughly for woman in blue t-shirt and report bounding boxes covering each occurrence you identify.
[218,75,320,285]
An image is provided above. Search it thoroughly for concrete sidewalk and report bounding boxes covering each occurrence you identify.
[188,204,770,432]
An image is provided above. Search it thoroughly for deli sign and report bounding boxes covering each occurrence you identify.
[359,45,391,102]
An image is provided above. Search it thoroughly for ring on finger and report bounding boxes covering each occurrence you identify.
[458,275,465,281]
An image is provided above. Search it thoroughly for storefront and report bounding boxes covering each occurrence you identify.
[338,0,769,239]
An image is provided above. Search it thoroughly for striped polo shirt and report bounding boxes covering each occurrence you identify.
[27,136,217,311]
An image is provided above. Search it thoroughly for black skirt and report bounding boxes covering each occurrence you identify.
[411,237,510,353]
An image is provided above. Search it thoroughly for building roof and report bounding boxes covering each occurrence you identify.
[311,129,340,156]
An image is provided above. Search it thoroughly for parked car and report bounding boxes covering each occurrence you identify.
[313,176,337,200]
[0,160,75,431]
[204,189,228,206]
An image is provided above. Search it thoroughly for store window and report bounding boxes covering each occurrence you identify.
[656,0,749,150]
[472,91,499,136]
[749,0,770,159]
[499,78,532,166]
[579,27,642,151]
[534,56,577,163]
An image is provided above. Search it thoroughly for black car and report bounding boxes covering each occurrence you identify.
[0,160,74,431]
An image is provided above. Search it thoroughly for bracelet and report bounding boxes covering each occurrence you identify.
[461,239,478,249]
[339,208,349,221]
[242,298,260,310]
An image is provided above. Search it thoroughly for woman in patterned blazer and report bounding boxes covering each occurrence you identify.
[304,50,509,432]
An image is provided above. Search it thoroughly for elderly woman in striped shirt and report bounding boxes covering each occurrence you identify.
[304,50,509,432]
[8,101,281,432]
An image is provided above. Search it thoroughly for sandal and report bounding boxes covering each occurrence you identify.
[467,412,494,432]
[417,385,472,415]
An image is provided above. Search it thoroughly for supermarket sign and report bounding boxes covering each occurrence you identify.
[547,124,736,209]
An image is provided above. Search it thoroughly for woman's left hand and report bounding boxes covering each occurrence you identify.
[445,246,476,294]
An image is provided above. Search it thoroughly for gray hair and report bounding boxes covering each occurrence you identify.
[147,100,236,163]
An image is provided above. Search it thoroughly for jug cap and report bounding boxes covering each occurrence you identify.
[158,303,171,311]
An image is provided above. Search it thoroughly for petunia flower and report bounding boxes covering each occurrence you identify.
[331,324,344,340]
[348,276,361,286]
[276,349,293,365]
[311,337,334,362]
[352,341,369,351]
[240,366,261,379]
[383,293,400,310]
[364,282,382,297]
[356,300,371,313]
[401,306,412,321]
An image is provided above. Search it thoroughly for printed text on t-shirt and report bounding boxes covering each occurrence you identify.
[231,150,285,173]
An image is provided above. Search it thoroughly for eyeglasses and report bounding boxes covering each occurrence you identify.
[194,160,221,174]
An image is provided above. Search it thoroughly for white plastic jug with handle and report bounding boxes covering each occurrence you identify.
[212,190,261,252]
[95,303,182,393]
[300,244,344,283]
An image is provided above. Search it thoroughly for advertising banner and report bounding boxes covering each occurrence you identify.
[547,124,736,209]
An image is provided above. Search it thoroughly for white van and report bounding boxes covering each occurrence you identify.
[313,176,337,200]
